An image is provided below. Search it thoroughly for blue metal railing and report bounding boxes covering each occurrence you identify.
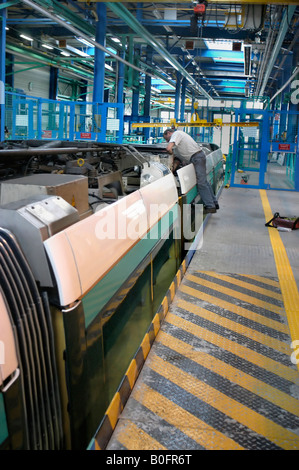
[5,92,124,143]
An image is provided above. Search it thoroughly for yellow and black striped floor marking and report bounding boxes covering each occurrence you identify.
[107,269,299,450]
[92,189,299,451]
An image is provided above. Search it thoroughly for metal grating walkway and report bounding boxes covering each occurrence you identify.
[99,188,299,451]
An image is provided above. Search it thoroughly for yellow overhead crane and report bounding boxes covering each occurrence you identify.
[132,117,259,129]
[132,102,259,128]
[132,101,259,129]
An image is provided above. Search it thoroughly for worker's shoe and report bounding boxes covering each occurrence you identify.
[204,206,217,214]
[215,202,219,210]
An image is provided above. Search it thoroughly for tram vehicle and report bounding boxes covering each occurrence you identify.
[0,140,224,450]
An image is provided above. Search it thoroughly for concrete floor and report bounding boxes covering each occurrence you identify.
[192,187,299,289]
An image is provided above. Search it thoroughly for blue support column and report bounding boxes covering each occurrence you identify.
[49,66,58,131]
[93,2,106,104]
[131,45,140,132]
[116,48,125,141]
[174,71,181,122]
[80,80,88,132]
[0,1,7,141]
[49,66,58,100]
[69,102,75,141]
[180,77,186,122]
[131,88,139,122]
[143,45,153,142]
[116,48,125,104]
[259,109,270,189]
[191,97,195,138]
[5,52,13,89]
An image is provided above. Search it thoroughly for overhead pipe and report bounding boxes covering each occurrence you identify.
[268,27,299,91]
[258,5,296,98]
[255,6,281,95]
[18,0,187,98]
[106,2,212,99]
[20,0,156,78]
[93,2,106,103]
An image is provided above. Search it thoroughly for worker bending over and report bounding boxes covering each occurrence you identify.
[163,128,219,214]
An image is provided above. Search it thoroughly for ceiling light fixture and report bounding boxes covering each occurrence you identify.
[111,37,121,43]
[66,45,90,57]
[20,34,33,41]
[76,37,94,47]
[42,44,54,50]
[151,86,161,94]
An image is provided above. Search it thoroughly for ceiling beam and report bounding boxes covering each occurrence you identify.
[19,0,156,77]
[106,2,212,99]
[19,0,194,96]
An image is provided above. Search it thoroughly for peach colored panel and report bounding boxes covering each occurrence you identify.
[64,191,148,295]
[0,292,18,385]
[138,173,178,228]
[44,231,82,306]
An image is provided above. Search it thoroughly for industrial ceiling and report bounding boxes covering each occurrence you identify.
[4,1,299,103]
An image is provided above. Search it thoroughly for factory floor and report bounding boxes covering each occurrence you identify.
[93,187,299,451]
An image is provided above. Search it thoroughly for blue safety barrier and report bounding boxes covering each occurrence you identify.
[5,92,124,143]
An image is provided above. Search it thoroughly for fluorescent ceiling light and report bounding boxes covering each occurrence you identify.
[204,39,243,51]
[42,44,54,50]
[214,57,244,63]
[20,34,33,41]
[56,14,71,25]
[61,51,70,56]
[111,37,121,43]
[151,86,161,94]
[105,63,113,71]
[66,45,90,57]
[5,27,9,31]
[106,47,117,55]
[76,37,94,47]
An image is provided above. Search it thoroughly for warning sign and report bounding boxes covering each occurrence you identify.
[278,143,291,151]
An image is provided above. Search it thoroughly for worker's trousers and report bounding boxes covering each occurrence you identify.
[190,150,218,209]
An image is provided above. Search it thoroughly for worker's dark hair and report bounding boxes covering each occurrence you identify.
[163,128,175,136]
